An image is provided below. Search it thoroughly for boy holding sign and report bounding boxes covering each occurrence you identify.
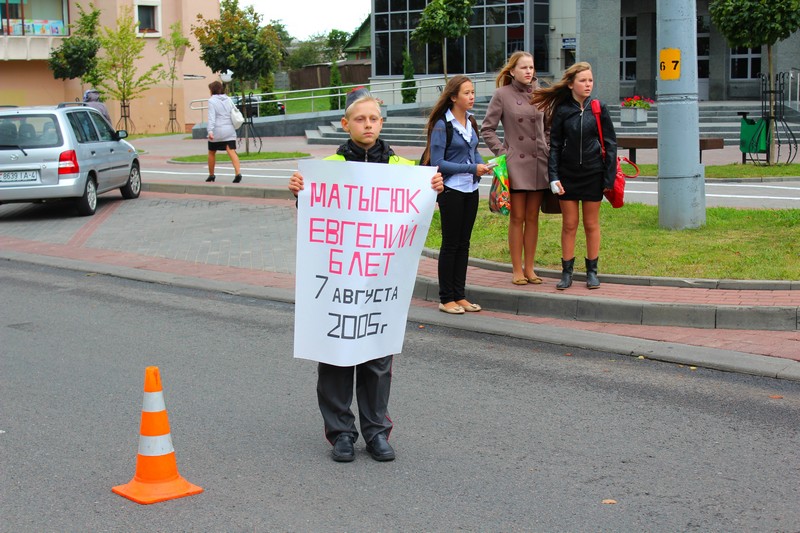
[289,88,444,462]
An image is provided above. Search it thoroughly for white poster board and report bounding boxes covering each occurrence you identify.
[293,160,437,366]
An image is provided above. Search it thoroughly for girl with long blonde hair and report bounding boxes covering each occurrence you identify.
[481,51,550,286]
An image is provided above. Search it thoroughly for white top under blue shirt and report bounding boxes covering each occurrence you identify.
[443,109,480,193]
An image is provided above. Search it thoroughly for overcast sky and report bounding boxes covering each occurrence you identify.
[246,0,372,41]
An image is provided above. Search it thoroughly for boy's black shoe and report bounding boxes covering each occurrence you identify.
[366,433,395,461]
[332,434,355,462]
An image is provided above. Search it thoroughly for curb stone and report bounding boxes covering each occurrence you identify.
[2,248,799,382]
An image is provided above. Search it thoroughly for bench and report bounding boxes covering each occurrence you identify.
[617,136,724,164]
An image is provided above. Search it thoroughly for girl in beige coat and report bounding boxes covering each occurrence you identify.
[481,52,550,285]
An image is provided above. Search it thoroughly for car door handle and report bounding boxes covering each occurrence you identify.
[91,151,96,156]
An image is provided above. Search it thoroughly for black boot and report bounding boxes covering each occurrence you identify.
[233,174,242,183]
[585,257,600,289]
[556,258,574,290]
[205,175,215,182]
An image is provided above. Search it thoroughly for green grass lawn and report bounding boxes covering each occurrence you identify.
[273,89,336,114]
[425,201,800,280]
[171,151,310,163]
[128,126,798,280]
[633,163,800,178]
[126,133,192,141]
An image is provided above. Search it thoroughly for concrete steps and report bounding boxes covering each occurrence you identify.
[306,101,795,148]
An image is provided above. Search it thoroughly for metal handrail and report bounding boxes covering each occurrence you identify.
[791,67,800,109]
[189,73,496,123]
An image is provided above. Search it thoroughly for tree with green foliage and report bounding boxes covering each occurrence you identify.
[48,2,103,90]
[193,0,282,152]
[411,0,475,81]
[193,0,281,111]
[285,38,325,70]
[710,0,800,164]
[329,61,344,110]
[258,71,283,116]
[401,47,417,104]
[326,29,351,62]
[95,5,164,132]
[269,20,292,63]
[157,21,192,132]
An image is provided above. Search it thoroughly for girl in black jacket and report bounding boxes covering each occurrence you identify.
[531,62,617,289]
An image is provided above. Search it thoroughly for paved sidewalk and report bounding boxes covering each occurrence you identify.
[1,134,799,381]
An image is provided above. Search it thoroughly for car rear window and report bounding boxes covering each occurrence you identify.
[0,114,62,149]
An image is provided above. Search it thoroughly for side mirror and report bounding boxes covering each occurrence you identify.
[116,130,129,140]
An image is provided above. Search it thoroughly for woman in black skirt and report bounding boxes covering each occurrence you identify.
[531,62,616,290]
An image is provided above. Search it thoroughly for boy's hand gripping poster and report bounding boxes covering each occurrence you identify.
[293,160,438,366]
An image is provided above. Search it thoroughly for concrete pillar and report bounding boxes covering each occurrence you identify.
[577,0,620,104]
[657,0,706,229]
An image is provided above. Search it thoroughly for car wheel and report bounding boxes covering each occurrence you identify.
[121,163,141,199]
[76,177,97,216]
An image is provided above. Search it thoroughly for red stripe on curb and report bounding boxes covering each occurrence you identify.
[67,201,123,247]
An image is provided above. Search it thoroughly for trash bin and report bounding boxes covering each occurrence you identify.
[739,116,769,154]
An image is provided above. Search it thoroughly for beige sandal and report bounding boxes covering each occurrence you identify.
[525,274,543,284]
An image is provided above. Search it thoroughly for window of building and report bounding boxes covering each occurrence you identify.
[1,0,68,36]
[530,0,548,73]
[619,16,637,81]
[374,0,550,77]
[134,0,161,36]
[730,46,761,79]
[375,32,390,76]
[697,16,710,79]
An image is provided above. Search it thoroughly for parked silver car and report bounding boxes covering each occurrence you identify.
[0,102,140,216]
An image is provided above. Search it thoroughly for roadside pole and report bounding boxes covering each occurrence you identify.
[656,0,706,229]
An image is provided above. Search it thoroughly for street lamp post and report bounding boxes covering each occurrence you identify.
[657,0,706,229]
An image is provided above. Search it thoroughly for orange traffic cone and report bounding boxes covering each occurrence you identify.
[112,366,203,504]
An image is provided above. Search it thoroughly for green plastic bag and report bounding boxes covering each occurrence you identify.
[488,154,510,215]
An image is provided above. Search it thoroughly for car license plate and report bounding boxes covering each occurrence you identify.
[0,170,39,182]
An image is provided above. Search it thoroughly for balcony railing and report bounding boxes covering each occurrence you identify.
[1,35,63,61]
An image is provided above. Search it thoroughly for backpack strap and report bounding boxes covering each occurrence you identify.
[590,99,606,160]
[421,118,453,165]
[444,115,478,155]
[422,115,478,165]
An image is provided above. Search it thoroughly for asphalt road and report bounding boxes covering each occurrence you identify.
[142,165,800,210]
[2,261,799,531]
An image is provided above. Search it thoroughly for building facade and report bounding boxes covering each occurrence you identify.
[344,16,371,61]
[371,0,800,104]
[0,0,218,132]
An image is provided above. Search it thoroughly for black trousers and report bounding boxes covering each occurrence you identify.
[437,186,479,304]
[317,355,393,444]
